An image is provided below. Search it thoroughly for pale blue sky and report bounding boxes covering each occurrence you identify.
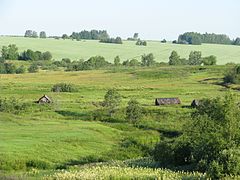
[0,0,239,40]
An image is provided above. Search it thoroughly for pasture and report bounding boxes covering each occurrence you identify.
[0,36,240,64]
[0,64,239,178]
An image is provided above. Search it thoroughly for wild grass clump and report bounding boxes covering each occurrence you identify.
[0,97,30,114]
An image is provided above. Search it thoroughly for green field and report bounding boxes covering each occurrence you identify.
[0,36,240,64]
[0,63,239,178]
[0,37,240,179]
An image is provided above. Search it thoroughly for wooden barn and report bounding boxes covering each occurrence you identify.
[36,95,52,104]
[155,98,181,106]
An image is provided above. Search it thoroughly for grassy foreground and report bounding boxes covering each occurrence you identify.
[0,36,240,64]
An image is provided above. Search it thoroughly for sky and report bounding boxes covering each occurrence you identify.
[0,0,239,40]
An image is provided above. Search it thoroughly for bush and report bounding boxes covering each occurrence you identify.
[0,97,29,114]
[224,65,240,84]
[26,159,50,170]
[202,55,217,65]
[126,99,143,123]
[136,39,147,46]
[28,63,39,73]
[51,83,76,92]
[16,65,26,74]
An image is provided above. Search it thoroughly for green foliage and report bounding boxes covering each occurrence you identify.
[224,65,240,84]
[51,83,76,92]
[161,39,167,43]
[126,99,143,123]
[136,39,147,46]
[233,38,240,46]
[0,97,29,114]
[202,55,217,65]
[1,44,19,60]
[178,32,232,45]
[114,56,121,66]
[28,63,39,73]
[100,37,123,44]
[153,94,240,178]
[70,30,109,40]
[133,33,139,40]
[42,51,52,60]
[188,51,202,65]
[18,49,52,61]
[40,31,47,39]
[141,53,155,67]
[62,34,69,40]
[16,65,26,74]
[103,89,122,117]
[168,51,180,65]
[24,30,38,38]
[66,56,110,71]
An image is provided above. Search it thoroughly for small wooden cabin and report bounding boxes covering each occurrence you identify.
[37,95,52,104]
[155,98,181,106]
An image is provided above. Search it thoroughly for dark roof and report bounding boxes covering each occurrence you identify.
[155,98,181,106]
[37,95,52,103]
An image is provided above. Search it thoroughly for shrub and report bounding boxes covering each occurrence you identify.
[126,99,143,123]
[224,65,240,84]
[16,65,26,74]
[202,55,217,65]
[103,89,121,117]
[28,63,39,73]
[51,83,76,92]
[0,97,29,114]
[26,159,50,170]
[136,39,147,46]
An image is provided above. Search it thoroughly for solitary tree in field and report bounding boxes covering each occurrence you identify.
[103,89,121,117]
[114,56,121,66]
[133,33,139,40]
[40,31,47,38]
[169,51,180,65]
[141,53,155,66]
[188,51,202,65]
[62,34,69,40]
[126,99,143,123]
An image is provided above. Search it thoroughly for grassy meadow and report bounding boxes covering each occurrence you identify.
[0,36,240,64]
[0,63,240,179]
[0,37,240,179]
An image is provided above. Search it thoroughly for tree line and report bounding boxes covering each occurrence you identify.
[1,44,52,61]
[177,32,240,45]
[168,50,217,66]
[25,30,47,38]
[70,30,109,40]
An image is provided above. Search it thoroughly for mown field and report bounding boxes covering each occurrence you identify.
[0,36,240,64]
[0,63,239,179]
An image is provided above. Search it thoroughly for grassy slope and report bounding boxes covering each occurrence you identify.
[0,37,240,64]
[0,114,120,165]
[0,66,238,164]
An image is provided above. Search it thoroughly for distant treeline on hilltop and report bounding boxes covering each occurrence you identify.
[70,30,109,40]
[177,32,240,45]
[21,29,240,46]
